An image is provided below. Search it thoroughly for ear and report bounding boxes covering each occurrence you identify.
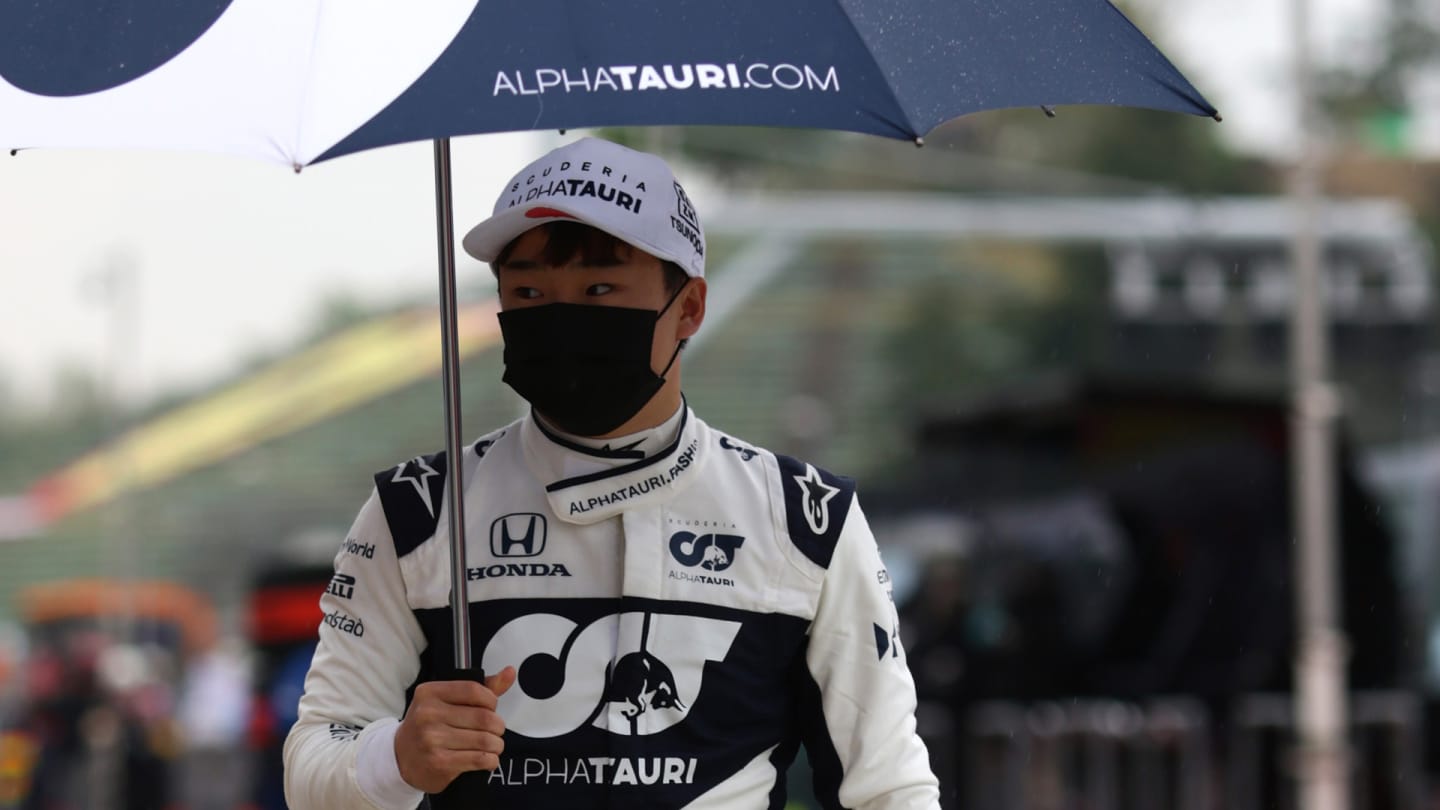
[675,278,707,341]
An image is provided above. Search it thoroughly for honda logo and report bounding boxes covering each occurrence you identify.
[490,513,547,557]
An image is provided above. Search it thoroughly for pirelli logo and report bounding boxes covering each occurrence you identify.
[326,573,356,600]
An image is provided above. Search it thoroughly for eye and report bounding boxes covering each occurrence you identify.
[586,283,614,296]
[513,287,542,300]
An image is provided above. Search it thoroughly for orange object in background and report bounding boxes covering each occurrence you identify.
[17,578,218,654]
[10,579,225,810]
[0,730,38,805]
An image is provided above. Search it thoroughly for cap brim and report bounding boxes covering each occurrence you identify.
[461,204,586,263]
[462,202,695,275]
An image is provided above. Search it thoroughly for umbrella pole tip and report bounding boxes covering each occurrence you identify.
[1212,112,1224,123]
[914,137,925,148]
[293,163,303,174]
[8,149,15,157]
[1041,105,1057,118]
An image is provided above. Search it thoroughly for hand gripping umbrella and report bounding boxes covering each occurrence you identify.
[2,0,1215,675]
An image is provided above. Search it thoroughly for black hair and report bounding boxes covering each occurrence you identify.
[492,221,689,294]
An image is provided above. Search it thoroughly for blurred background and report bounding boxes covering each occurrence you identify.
[1,0,1438,807]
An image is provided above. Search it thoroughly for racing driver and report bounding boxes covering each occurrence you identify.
[283,137,941,809]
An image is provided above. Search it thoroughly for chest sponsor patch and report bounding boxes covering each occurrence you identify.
[468,563,572,580]
[481,611,740,739]
[666,531,744,587]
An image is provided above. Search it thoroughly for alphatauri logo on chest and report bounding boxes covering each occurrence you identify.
[482,611,741,738]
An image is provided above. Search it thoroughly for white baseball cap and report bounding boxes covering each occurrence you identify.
[462,137,706,278]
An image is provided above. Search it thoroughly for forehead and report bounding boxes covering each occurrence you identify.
[499,223,659,270]
[507,225,629,255]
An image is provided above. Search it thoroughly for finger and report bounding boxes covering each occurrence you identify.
[433,728,505,756]
[444,748,502,775]
[440,706,506,737]
[418,679,499,709]
[485,666,517,698]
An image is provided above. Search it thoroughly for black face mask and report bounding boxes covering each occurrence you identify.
[497,290,684,437]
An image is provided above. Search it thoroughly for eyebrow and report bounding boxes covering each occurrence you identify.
[497,259,542,270]
[497,257,628,271]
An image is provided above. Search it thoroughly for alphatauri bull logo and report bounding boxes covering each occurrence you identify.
[604,651,686,720]
[701,544,731,570]
[601,615,691,735]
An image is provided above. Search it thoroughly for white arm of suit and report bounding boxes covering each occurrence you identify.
[282,491,428,810]
[806,499,941,809]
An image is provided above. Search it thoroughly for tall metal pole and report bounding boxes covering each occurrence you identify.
[432,138,473,670]
[1289,0,1349,799]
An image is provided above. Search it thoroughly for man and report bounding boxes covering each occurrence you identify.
[283,137,940,809]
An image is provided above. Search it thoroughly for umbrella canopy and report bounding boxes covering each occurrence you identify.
[2,0,1216,167]
[1,0,1217,684]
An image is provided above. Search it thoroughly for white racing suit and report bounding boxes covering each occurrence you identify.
[284,406,939,809]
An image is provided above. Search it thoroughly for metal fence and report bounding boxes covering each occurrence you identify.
[934,691,1425,810]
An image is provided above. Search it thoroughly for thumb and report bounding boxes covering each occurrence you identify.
[485,665,517,697]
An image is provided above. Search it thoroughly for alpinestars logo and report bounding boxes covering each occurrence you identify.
[794,463,841,535]
[392,456,440,517]
[668,531,744,587]
[481,611,741,738]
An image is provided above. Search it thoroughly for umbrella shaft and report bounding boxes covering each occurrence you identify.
[433,138,473,670]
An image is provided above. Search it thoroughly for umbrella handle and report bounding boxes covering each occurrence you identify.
[432,137,474,669]
[441,770,493,805]
[432,665,493,805]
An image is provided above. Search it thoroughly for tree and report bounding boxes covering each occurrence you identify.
[1318,0,1440,155]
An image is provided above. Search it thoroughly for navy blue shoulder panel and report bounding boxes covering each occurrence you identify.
[373,450,449,560]
[774,454,856,570]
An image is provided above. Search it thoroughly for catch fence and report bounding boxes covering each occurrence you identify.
[924,691,1425,810]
